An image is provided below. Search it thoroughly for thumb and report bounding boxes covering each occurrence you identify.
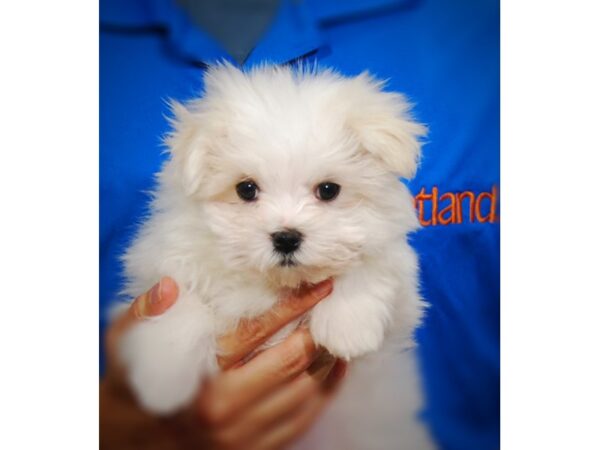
[132,276,179,319]
[112,277,179,337]
[105,277,179,381]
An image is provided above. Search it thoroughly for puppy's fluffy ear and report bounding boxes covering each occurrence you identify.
[165,100,210,197]
[165,64,244,197]
[346,73,427,179]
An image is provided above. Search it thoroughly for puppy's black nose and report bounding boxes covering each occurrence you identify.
[271,230,303,254]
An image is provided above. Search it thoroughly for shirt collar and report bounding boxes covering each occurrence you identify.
[101,0,413,66]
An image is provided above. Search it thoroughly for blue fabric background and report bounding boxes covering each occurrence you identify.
[100,1,500,449]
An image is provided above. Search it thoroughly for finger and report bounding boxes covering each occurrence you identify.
[252,397,326,450]
[198,328,321,425]
[244,353,337,427]
[106,277,179,365]
[112,277,179,337]
[327,359,348,391]
[213,353,338,446]
[250,393,329,449]
[251,360,348,450]
[248,352,336,425]
[217,279,333,369]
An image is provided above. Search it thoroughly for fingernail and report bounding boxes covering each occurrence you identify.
[149,280,162,305]
[313,279,333,298]
[333,360,347,379]
[323,360,348,391]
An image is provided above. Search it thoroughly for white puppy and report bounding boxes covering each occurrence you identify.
[118,64,433,449]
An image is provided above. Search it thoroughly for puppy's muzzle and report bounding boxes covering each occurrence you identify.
[271,229,303,255]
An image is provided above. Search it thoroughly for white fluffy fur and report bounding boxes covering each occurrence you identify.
[117,64,433,449]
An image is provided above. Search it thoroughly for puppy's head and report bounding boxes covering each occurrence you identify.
[164,64,426,286]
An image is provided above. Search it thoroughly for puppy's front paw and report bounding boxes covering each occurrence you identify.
[120,322,214,415]
[309,304,386,360]
[128,357,201,415]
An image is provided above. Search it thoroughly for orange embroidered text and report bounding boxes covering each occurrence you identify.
[414,186,499,226]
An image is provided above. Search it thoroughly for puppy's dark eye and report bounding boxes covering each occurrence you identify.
[236,180,259,202]
[315,182,341,201]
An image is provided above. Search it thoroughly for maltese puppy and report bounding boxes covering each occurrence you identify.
[117,64,433,449]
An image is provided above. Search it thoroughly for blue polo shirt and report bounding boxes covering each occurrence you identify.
[100,1,500,449]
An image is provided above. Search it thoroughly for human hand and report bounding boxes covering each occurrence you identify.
[100,277,346,450]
